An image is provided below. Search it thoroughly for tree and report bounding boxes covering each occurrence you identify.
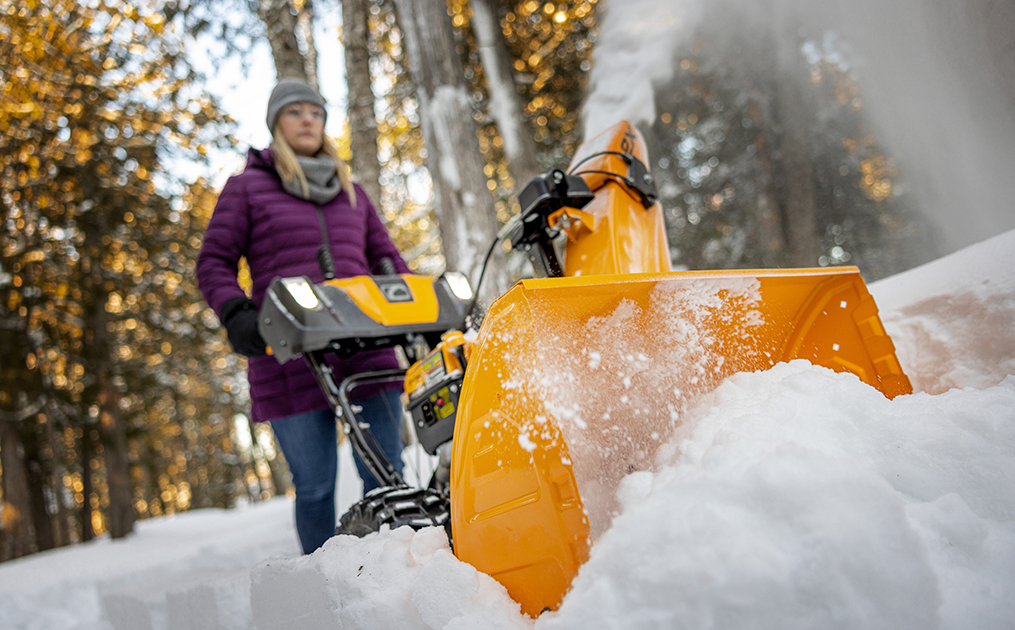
[1,0,241,552]
[641,17,937,278]
[258,0,319,86]
[445,0,601,257]
[343,0,383,205]
[770,20,819,267]
[393,0,507,299]
[469,0,541,189]
[0,408,37,559]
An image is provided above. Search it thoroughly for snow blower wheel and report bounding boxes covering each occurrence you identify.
[336,486,452,544]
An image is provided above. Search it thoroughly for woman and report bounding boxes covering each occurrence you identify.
[197,78,408,554]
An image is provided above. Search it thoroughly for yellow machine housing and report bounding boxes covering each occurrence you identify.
[405,332,469,455]
[324,274,443,326]
[448,122,911,616]
[556,122,672,275]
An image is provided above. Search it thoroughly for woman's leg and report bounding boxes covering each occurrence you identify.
[352,388,405,494]
[269,408,338,554]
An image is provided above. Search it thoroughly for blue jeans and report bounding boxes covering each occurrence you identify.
[269,388,404,554]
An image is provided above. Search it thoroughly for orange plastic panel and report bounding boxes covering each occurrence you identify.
[451,267,910,616]
[324,274,439,325]
[562,121,672,276]
[569,121,651,193]
[558,184,672,276]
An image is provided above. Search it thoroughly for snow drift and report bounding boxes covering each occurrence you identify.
[2,230,1014,630]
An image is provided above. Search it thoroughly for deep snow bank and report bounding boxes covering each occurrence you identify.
[249,526,529,630]
[871,228,1015,394]
[541,364,1015,630]
[245,369,1013,630]
[239,232,1015,630]
[2,230,1014,630]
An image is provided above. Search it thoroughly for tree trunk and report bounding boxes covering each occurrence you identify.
[245,417,266,501]
[80,215,135,539]
[264,429,291,496]
[297,0,320,90]
[79,425,95,541]
[471,0,542,189]
[21,419,56,551]
[97,373,135,538]
[983,0,1015,116]
[1,417,36,560]
[392,0,508,301]
[342,0,383,205]
[258,0,315,87]
[772,23,818,267]
[745,36,788,268]
[42,405,71,547]
[0,287,41,558]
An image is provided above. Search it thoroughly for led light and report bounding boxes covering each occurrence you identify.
[444,271,473,301]
[282,277,320,310]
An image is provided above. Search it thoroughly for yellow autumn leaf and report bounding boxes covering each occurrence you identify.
[143,13,164,33]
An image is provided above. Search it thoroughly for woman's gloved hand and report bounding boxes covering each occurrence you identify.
[220,296,268,357]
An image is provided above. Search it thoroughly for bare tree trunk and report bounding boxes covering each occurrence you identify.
[263,428,291,496]
[297,0,320,90]
[984,0,1015,115]
[773,23,818,267]
[42,406,71,546]
[21,420,56,551]
[258,0,315,87]
[1,416,36,560]
[471,0,542,189]
[745,38,788,269]
[246,417,267,500]
[393,0,508,301]
[342,0,383,205]
[96,357,135,539]
[79,424,95,541]
[80,217,134,539]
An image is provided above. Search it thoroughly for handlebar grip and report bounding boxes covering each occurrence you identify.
[379,257,398,276]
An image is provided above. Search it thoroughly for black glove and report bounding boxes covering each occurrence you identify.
[220,296,267,357]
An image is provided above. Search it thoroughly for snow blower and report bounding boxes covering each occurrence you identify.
[257,121,911,616]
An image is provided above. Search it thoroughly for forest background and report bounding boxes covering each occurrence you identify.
[1,0,1013,562]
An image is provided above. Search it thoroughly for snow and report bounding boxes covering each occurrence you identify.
[2,229,1013,629]
[872,229,1015,395]
[583,0,702,138]
[0,229,1010,628]
[583,0,1015,252]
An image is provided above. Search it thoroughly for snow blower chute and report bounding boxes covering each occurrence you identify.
[257,121,911,617]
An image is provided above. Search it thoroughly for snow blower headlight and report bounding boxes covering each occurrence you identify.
[444,271,473,301]
[281,277,320,311]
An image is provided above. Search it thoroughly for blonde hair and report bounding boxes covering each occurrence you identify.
[271,127,357,206]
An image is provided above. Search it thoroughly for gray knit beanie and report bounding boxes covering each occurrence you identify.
[265,78,327,132]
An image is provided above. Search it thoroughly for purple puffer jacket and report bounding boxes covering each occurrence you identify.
[197,148,410,422]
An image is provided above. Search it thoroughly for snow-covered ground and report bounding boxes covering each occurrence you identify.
[2,229,1013,630]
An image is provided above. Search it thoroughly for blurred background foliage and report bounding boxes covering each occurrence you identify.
[1,0,935,561]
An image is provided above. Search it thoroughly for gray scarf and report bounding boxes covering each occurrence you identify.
[283,154,342,205]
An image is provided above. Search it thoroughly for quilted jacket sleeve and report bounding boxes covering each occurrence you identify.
[360,184,411,274]
[197,174,253,318]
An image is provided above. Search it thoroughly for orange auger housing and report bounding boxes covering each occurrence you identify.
[449,122,911,616]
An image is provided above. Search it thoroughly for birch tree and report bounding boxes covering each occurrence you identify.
[470,0,542,190]
[258,0,319,88]
[392,0,507,299]
[342,0,382,204]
